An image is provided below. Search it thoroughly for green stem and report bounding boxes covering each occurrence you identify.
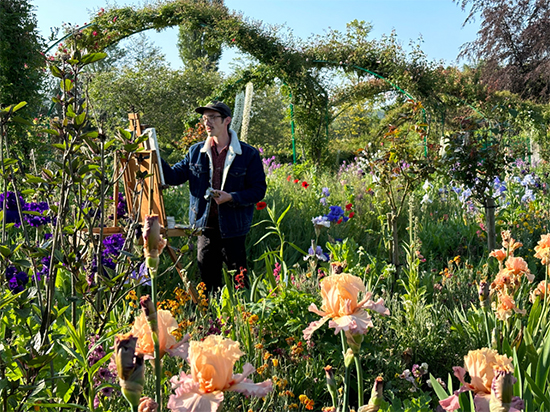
[151,268,162,410]
[340,331,350,412]
[354,355,364,407]
[483,308,491,348]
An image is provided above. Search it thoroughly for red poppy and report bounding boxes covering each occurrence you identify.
[302,181,309,188]
[336,218,343,224]
[349,212,355,218]
[293,179,299,184]
[256,201,267,210]
[345,203,353,210]
[287,175,292,182]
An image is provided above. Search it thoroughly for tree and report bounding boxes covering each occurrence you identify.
[88,53,222,163]
[0,0,45,158]
[177,0,223,70]
[455,0,550,102]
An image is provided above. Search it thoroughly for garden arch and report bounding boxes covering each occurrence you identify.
[58,0,450,163]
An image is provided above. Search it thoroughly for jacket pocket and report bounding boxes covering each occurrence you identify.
[226,166,247,191]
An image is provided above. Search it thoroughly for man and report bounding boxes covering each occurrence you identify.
[161,101,267,291]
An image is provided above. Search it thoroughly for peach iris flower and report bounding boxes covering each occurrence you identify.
[504,256,534,282]
[167,335,272,412]
[303,273,389,341]
[489,248,507,262]
[530,280,550,303]
[534,233,550,265]
[440,348,523,412]
[131,310,189,359]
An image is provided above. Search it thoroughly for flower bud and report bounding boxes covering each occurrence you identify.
[114,333,145,408]
[359,376,384,412]
[324,365,338,404]
[138,397,158,412]
[479,280,490,309]
[143,214,166,271]
[489,367,515,412]
[140,295,158,334]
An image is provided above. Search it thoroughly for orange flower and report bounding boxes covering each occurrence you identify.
[530,280,550,303]
[534,234,550,265]
[303,273,389,340]
[167,335,272,412]
[504,256,534,282]
[489,248,506,262]
[501,230,522,255]
[131,309,189,359]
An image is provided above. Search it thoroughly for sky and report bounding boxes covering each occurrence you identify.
[33,0,480,74]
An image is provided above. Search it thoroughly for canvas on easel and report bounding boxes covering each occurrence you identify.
[121,112,199,303]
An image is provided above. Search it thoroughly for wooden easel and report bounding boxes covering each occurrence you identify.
[120,112,199,303]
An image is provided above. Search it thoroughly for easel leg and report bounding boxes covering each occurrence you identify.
[166,243,199,304]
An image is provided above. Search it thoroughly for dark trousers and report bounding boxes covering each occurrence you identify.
[197,226,248,292]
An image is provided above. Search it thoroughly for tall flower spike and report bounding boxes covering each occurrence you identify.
[143,214,167,271]
[114,333,145,409]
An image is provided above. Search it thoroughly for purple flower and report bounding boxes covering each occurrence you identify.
[23,201,50,227]
[322,187,330,197]
[116,192,127,219]
[6,265,28,293]
[90,234,126,275]
[0,191,25,227]
[304,244,329,262]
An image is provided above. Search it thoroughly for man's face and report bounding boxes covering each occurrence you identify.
[202,109,230,138]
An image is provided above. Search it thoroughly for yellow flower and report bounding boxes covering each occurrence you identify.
[272,358,279,367]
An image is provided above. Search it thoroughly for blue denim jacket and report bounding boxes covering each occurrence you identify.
[161,130,267,238]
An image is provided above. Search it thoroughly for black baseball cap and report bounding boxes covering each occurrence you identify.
[195,101,232,118]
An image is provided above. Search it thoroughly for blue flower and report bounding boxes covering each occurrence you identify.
[324,205,345,222]
[522,188,535,203]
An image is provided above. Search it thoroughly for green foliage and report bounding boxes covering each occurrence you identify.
[0,0,45,160]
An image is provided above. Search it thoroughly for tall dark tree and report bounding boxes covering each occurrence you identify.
[0,0,45,156]
[456,0,550,102]
[176,0,223,70]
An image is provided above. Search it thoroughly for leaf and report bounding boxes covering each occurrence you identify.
[81,52,107,65]
[429,373,451,400]
[49,65,63,78]
[12,101,27,112]
[535,330,550,390]
[75,111,86,126]
[524,372,550,411]
[60,79,73,92]
[40,128,60,137]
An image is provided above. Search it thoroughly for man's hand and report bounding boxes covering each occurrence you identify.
[213,190,233,204]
